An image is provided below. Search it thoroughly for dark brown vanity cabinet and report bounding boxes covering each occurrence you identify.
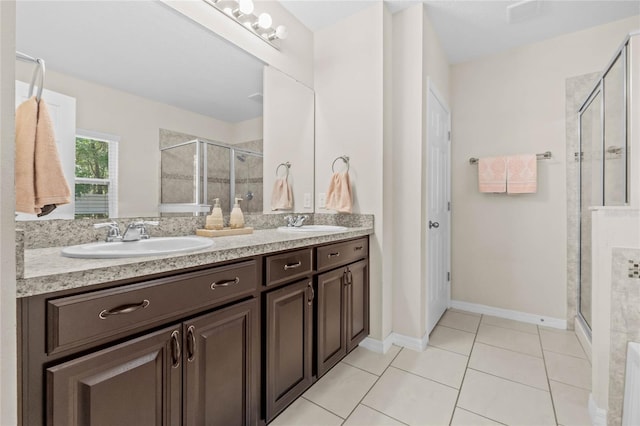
[316,239,369,378]
[47,299,259,426]
[264,279,314,422]
[20,260,260,426]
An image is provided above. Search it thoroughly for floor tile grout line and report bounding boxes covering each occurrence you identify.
[466,367,550,392]
[386,365,461,392]
[338,345,406,425]
[543,347,591,361]
[340,358,391,377]
[300,396,346,421]
[435,323,477,336]
[447,313,482,425]
[428,342,472,357]
[358,402,411,426]
[480,322,541,336]
[548,378,593,392]
[473,340,544,359]
[454,406,509,426]
[538,325,560,426]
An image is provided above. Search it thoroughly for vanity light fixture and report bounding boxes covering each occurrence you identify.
[204,0,288,49]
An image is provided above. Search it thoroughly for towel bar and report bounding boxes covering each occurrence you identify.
[469,151,552,165]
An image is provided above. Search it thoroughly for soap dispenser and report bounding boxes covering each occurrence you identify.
[229,197,245,229]
[206,198,224,230]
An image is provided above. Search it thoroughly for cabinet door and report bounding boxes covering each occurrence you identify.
[183,298,259,426]
[316,268,347,377]
[346,259,369,352]
[46,326,182,426]
[265,280,314,422]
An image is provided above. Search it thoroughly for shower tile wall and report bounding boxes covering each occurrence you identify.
[608,248,640,426]
[566,73,600,328]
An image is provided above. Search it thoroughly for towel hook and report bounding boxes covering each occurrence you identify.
[276,161,291,179]
[28,58,45,102]
[331,155,350,173]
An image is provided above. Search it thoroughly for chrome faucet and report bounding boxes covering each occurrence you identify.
[121,221,159,242]
[284,215,309,227]
[94,221,121,242]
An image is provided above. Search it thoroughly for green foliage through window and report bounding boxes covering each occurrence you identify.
[75,137,109,196]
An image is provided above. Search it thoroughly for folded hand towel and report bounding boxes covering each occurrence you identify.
[15,96,71,216]
[478,157,507,193]
[325,172,352,213]
[507,154,537,194]
[271,177,293,210]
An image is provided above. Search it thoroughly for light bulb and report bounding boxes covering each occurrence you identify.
[258,13,272,29]
[238,0,254,14]
[275,25,288,39]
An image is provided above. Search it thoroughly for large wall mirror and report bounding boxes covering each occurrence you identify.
[15,0,314,220]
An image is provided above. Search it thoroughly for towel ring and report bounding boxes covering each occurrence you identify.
[276,162,291,179]
[331,156,350,173]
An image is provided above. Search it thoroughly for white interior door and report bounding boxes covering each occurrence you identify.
[425,83,451,335]
[15,80,76,220]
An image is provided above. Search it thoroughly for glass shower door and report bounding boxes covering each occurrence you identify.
[579,88,603,330]
[603,52,627,206]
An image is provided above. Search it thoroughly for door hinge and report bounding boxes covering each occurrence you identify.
[447,272,450,282]
[447,201,451,211]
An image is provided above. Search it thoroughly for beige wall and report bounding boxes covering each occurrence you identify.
[314,3,390,340]
[0,2,17,424]
[451,16,640,320]
[392,4,451,341]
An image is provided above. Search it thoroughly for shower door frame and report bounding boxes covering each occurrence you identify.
[576,41,630,334]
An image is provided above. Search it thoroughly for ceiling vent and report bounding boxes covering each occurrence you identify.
[506,0,541,24]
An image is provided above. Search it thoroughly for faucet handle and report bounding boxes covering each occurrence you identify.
[94,221,121,242]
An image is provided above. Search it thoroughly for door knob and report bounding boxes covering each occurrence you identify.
[429,221,440,229]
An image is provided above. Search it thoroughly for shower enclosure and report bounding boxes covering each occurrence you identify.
[577,36,631,332]
[160,138,263,215]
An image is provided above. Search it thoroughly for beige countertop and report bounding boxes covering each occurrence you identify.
[17,227,373,298]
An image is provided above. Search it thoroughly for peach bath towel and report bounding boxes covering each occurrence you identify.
[478,157,507,193]
[325,172,352,213]
[15,97,71,216]
[271,177,293,210]
[507,154,537,194]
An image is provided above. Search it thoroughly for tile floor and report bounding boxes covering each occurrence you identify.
[270,309,592,426]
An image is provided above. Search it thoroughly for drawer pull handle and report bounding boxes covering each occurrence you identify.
[187,325,196,362]
[170,330,181,369]
[98,299,150,319]
[284,261,302,271]
[211,277,240,289]
[307,282,315,306]
[354,246,364,251]
[328,252,340,258]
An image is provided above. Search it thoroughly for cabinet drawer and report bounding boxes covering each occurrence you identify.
[265,248,313,287]
[317,238,368,272]
[47,260,257,355]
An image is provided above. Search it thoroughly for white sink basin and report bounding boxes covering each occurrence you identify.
[61,236,214,259]
[277,225,348,233]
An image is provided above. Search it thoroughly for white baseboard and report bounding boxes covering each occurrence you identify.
[574,316,592,363]
[450,300,567,329]
[360,331,428,354]
[589,393,607,426]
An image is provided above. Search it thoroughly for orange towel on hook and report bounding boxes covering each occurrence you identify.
[15,96,71,216]
[478,157,507,193]
[325,172,352,213]
[271,177,293,210]
[507,154,537,194]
